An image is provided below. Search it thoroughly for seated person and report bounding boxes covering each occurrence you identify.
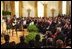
[1,35,10,48]
[16,36,28,48]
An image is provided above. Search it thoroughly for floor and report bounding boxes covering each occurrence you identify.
[1,29,44,45]
[1,29,29,44]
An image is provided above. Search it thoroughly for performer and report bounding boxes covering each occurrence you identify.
[23,19,27,29]
[6,17,11,35]
[10,15,17,36]
[1,17,7,35]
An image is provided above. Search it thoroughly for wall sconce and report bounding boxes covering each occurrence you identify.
[51,8,55,12]
[27,9,31,17]
[27,9,31,12]
[51,8,55,17]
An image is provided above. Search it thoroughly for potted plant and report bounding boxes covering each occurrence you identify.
[2,10,11,15]
[25,32,38,43]
[25,24,39,43]
[27,24,39,32]
[2,10,11,19]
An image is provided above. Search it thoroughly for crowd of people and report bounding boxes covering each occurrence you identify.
[1,14,71,48]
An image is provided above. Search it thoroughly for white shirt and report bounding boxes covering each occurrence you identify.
[29,21,34,25]
[23,20,26,25]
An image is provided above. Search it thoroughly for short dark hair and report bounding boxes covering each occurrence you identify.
[35,34,40,41]
[20,36,25,42]
[4,35,10,42]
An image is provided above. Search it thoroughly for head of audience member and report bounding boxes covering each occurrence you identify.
[29,40,34,48]
[13,15,16,18]
[42,38,47,46]
[20,36,25,43]
[47,37,53,46]
[56,27,61,33]
[10,41,16,48]
[65,39,71,46]
[4,35,10,43]
[46,31,52,37]
[35,34,40,41]
[56,39,64,48]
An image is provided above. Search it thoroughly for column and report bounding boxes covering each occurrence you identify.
[6,1,11,11]
[44,4,47,17]
[66,1,70,16]
[34,1,38,17]
[70,1,71,15]
[4,1,8,11]
[6,1,8,11]
[58,1,62,15]
[3,1,7,11]
[19,1,23,17]
[3,1,5,11]
[10,1,15,17]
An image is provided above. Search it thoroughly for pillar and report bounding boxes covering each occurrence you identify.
[66,1,71,16]
[19,1,23,17]
[44,4,47,17]
[58,1,62,15]
[3,1,5,11]
[10,1,15,17]
[34,1,38,17]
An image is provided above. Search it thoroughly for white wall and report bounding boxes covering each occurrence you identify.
[22,1,59,17]
[23,1,35,17]
[38,1,44,17]
[13,1,68,17]
[15,1,19,18]
[47,1,58,17]
[62,1,66,15]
